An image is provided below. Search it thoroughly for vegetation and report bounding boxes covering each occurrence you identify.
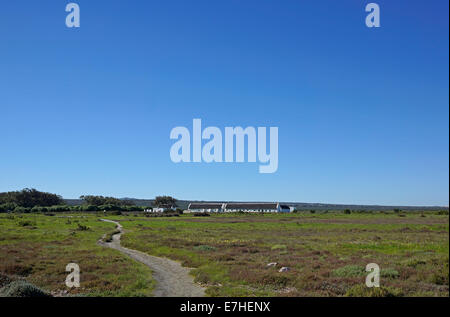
[0,210,448,297]
[79,195,133,207]
[0,214,155,296]
[0,188,64,208]
[153,196,177,208]
[0,189,150,214]
[114,212,449,297]
[0,279,51,297]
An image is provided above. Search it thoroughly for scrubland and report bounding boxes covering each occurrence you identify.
[0,211,448,296]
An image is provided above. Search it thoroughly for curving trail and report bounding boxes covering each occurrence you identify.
[98,219,205,297]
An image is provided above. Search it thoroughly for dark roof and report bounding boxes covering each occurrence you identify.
[189,203,223,209]
[225,203,278,210]
[280,205,290,209]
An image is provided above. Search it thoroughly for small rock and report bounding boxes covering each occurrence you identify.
[267,262,277,267]
[279,267,290,273]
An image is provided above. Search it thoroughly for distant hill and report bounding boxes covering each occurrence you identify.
[64,198,448,211]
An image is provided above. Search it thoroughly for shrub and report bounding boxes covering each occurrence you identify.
[271,244,287,251]
[31,206,49,213]
[332,265,399,279]
[345,285,402,297]
[405,258,426,268]
[48,205,71,212]
[437,210,449,215]
[17,220,35,227]
[194,245,217,252]
[430,271,449,286]
[309,210,316,214]
[0,203,17,213]
[175,208,184,214]
[381,268,400,279]
[393,208,401,214]
[13,206,31,213]
[344,209,351,214]
[99,204,123,212]
[0,280,51,297]
[0,274,12,288]
[193,212,210,217]
[76,224,90,231]
[332,265,365,277]
[80,205,99,212]
[260,274,290,288]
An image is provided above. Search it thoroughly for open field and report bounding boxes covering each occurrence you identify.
[0,214,155,296]
[0,212,448,296]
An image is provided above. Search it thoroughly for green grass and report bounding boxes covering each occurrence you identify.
[0,213,155,296]
[0,211,448,297]
[114,212,448,296]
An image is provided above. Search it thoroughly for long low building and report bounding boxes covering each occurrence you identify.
[187,202,291,213]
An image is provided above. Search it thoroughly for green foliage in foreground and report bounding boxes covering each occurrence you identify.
[345,285,403,297]
[116,212,448,297]
[0,280,51,297]
[0,214,155,296]
[0,212,448,297]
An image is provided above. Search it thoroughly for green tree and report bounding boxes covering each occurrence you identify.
[154,196,177,208]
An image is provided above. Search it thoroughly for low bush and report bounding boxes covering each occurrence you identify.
[76,224,90,231]
[332,265,365,277]
[194,245,217,252]
[0,280,51,297]
[381,268,400,279]
[13,206,31,213]
[193,212,210,217]
[430,271,449,286]
[80,205,99,212]
[31,206,48,213]
[0,203,18,213]
[145,213,179,218]
[0,274,12,288]
[345,285,402,297]
[17,220,35,227]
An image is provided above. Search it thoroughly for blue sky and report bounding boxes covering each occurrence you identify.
[0,1,448,206]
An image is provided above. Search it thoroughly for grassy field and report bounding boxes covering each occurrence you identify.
[0,213,154,296]
[0,211,448,296]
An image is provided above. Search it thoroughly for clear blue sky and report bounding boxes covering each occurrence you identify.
[1,1,448,206]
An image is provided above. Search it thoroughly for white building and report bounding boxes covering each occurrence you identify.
[185,203,225,213]
[187,202,291,213]
[145,207,168,213]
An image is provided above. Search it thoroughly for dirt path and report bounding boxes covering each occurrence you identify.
[98,219,205,297]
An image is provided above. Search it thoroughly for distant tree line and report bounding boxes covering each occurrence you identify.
[79,195,133,206]
[0,189,178,214]
[0,188,64,208]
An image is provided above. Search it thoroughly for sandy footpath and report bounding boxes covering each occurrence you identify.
[98,219,205,297]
